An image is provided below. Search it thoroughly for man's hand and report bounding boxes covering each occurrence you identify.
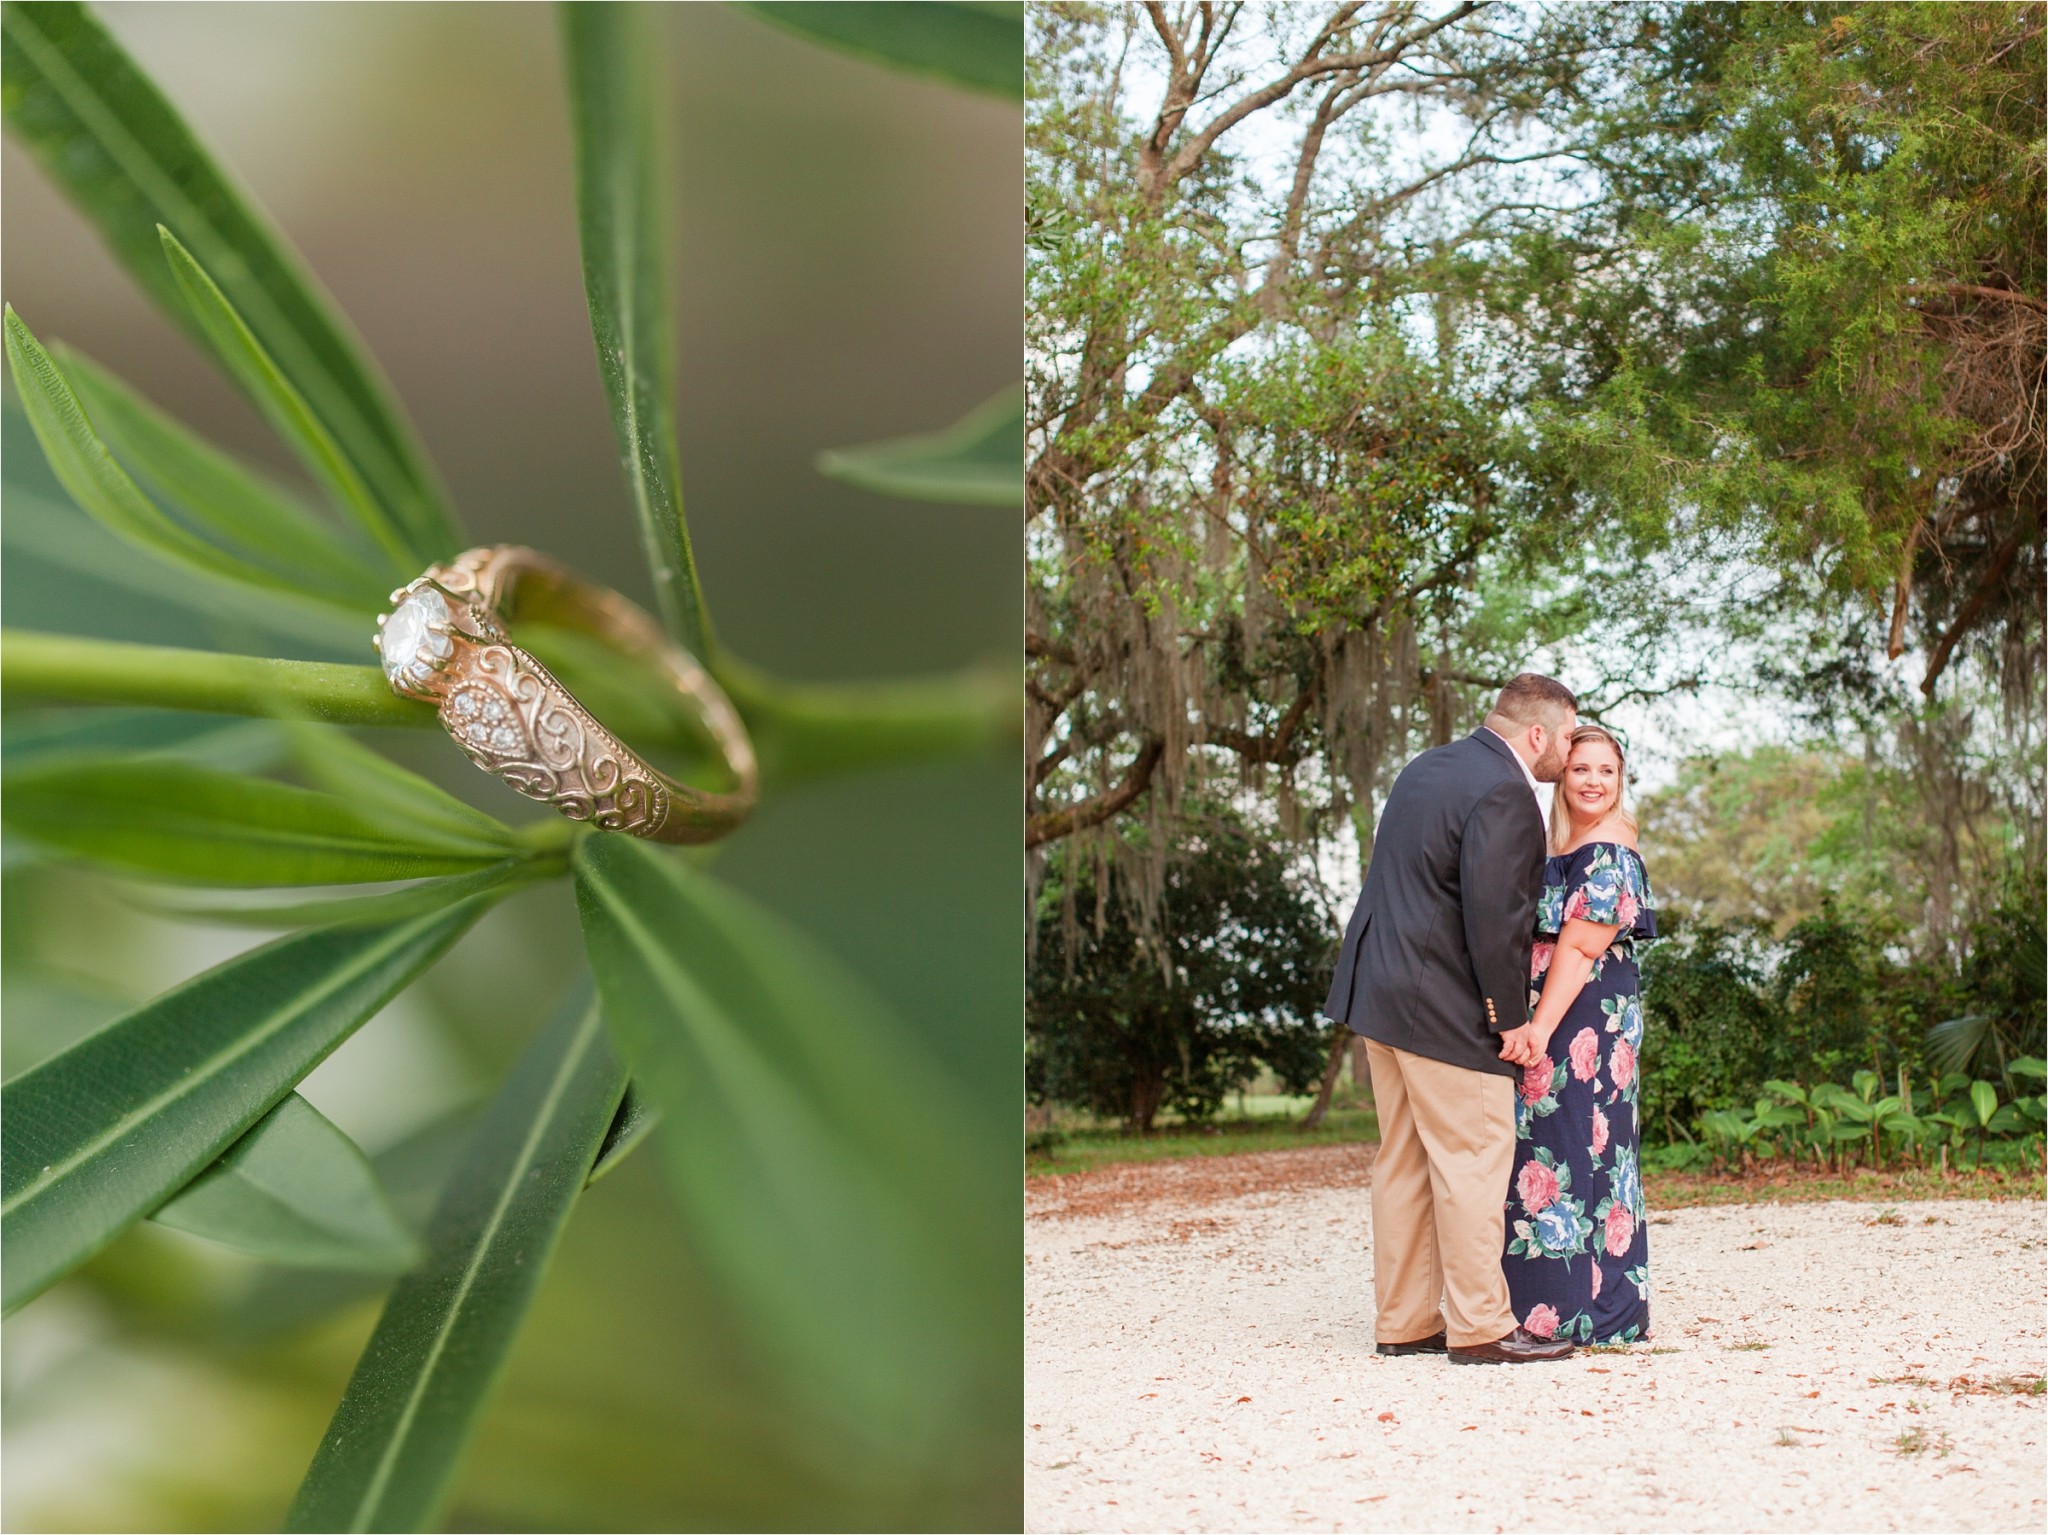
[1498,1022,1546,1069]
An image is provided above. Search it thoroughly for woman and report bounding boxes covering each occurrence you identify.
[1501,724,1657,1344]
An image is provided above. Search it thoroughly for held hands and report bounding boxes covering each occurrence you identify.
[1497,1020,1554,1070]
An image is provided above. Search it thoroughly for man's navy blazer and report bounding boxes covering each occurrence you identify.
[1322,728,1546,1079]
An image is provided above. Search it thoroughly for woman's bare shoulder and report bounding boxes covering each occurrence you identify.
[1561,820,1638,855]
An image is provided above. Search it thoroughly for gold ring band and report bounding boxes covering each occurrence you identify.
[373,545,757,843]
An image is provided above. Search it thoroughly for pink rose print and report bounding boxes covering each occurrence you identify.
[1616,891,1640,926]
[1568,1027,1599,1082]
[1530,940,1556,978]
[1520,1056,1554,1105]
[1591,1107,1610,1157]
[1591,1261,1603,1301]
[1516,1160,1560,1215]
[1611,1037,1637,1091]
[1564,890,1591,923]
[1604,1202,1634,1258]
[1524,1303,1561,1340]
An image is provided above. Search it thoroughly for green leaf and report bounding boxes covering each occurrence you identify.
[124,860,541,931]
[2,758,515,886]
[1,415,367,655]
[1,897,490,1313]
[817,383,1024,506]
[2008,1056,2046,1081]
[4,305,373,602]
[572,834,1004,1454]
[1970,1079,1999,1127]
[158,230,413,572]
[283,723,523,853]
[224,1106,483,1347]
[741,2,1022,101]
[585,1086,659,1188]
[152,1094,421,1272]
[0,1,459,560]
[560,3,714,659]
[1925,1013,1998,1078]
[285,997,626,1533]
[59,343,389,604]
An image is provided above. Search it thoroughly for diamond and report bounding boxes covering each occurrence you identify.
[379,588,454,688]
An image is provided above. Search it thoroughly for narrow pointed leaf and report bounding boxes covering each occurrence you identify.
[285,724,523,852]
[0,0,459,558]
[3,758,515,886]
[817,383,1024,506]
[159,230,412,571]
[60,344,389,603]
[4,306,368,601]
[153,1093,421,1272]
[561,4,714,659]
[2,477,368,657]
[741,2,1023,101]
[1,897,491,1313]
[572,835,1005,1453]
[124,860,540,931]
[286,999,626,1533]
[584,1086,659,1188]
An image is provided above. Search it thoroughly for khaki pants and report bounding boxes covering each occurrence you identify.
[1364,1040,1517,1348]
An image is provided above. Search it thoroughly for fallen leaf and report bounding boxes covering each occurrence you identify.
[1377,1412,1397,1423]
[1236,1395,1252,1403]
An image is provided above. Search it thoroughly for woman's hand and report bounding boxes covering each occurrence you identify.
[1498,1019,1559,1069]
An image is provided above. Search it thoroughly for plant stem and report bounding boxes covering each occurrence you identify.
[4,630,1021,783]
[2,630,432,727]
[715,654,1018,783]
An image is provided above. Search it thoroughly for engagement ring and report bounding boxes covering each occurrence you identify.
[374,545,757,843]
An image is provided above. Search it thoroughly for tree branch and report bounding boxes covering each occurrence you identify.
[1920,516,2027,694]
[1026,737,1167,848]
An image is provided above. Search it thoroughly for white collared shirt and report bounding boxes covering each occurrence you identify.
[1483,726,1547,822]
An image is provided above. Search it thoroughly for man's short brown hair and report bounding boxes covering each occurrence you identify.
[1490,673,1577,726]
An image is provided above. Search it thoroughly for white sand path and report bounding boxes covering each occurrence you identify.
[1026,1147,2045,1533]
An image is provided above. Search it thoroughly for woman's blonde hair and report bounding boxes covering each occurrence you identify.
[1549,723,1638,853]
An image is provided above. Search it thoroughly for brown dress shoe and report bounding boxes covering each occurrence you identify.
[1374,1330,1448,1356]
[1447,1326,1575,1364]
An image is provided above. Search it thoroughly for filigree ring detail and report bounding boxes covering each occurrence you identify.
[374,545,757,844]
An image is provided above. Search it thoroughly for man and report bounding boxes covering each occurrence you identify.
[1323,674,1579,1364]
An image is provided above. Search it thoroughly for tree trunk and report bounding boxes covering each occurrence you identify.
[1300,1024,1351,1128]
[1127,1069,1166,1135]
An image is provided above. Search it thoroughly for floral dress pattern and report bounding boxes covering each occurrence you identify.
[1503,842,1658,1344]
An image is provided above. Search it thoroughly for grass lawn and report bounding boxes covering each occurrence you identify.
[1027,1105,1378,1177]
[1029,1112,2045,1203]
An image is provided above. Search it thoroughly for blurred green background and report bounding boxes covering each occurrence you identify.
[1,4,1020,1529]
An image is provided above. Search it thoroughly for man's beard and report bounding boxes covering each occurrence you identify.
[1532,736,1569,783]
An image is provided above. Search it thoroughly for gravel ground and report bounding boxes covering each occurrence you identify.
[1026,1145,2046,1533]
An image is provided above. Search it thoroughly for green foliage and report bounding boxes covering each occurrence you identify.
[1517,1,2043,701]
[4,307,367,606]
[59,344,388,604]
[1028,812,1335,1132]
[1,899,491,1313]
[1643,867,2046,1166]
[0,0,462,564]
[573,833,1007,1458]
[560,4,712,659]
[819,383,1025,507]
[745,2,1023,101]
[2,756,519,886]
[152,1093,422,1273]
[286,1000,627,1534]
